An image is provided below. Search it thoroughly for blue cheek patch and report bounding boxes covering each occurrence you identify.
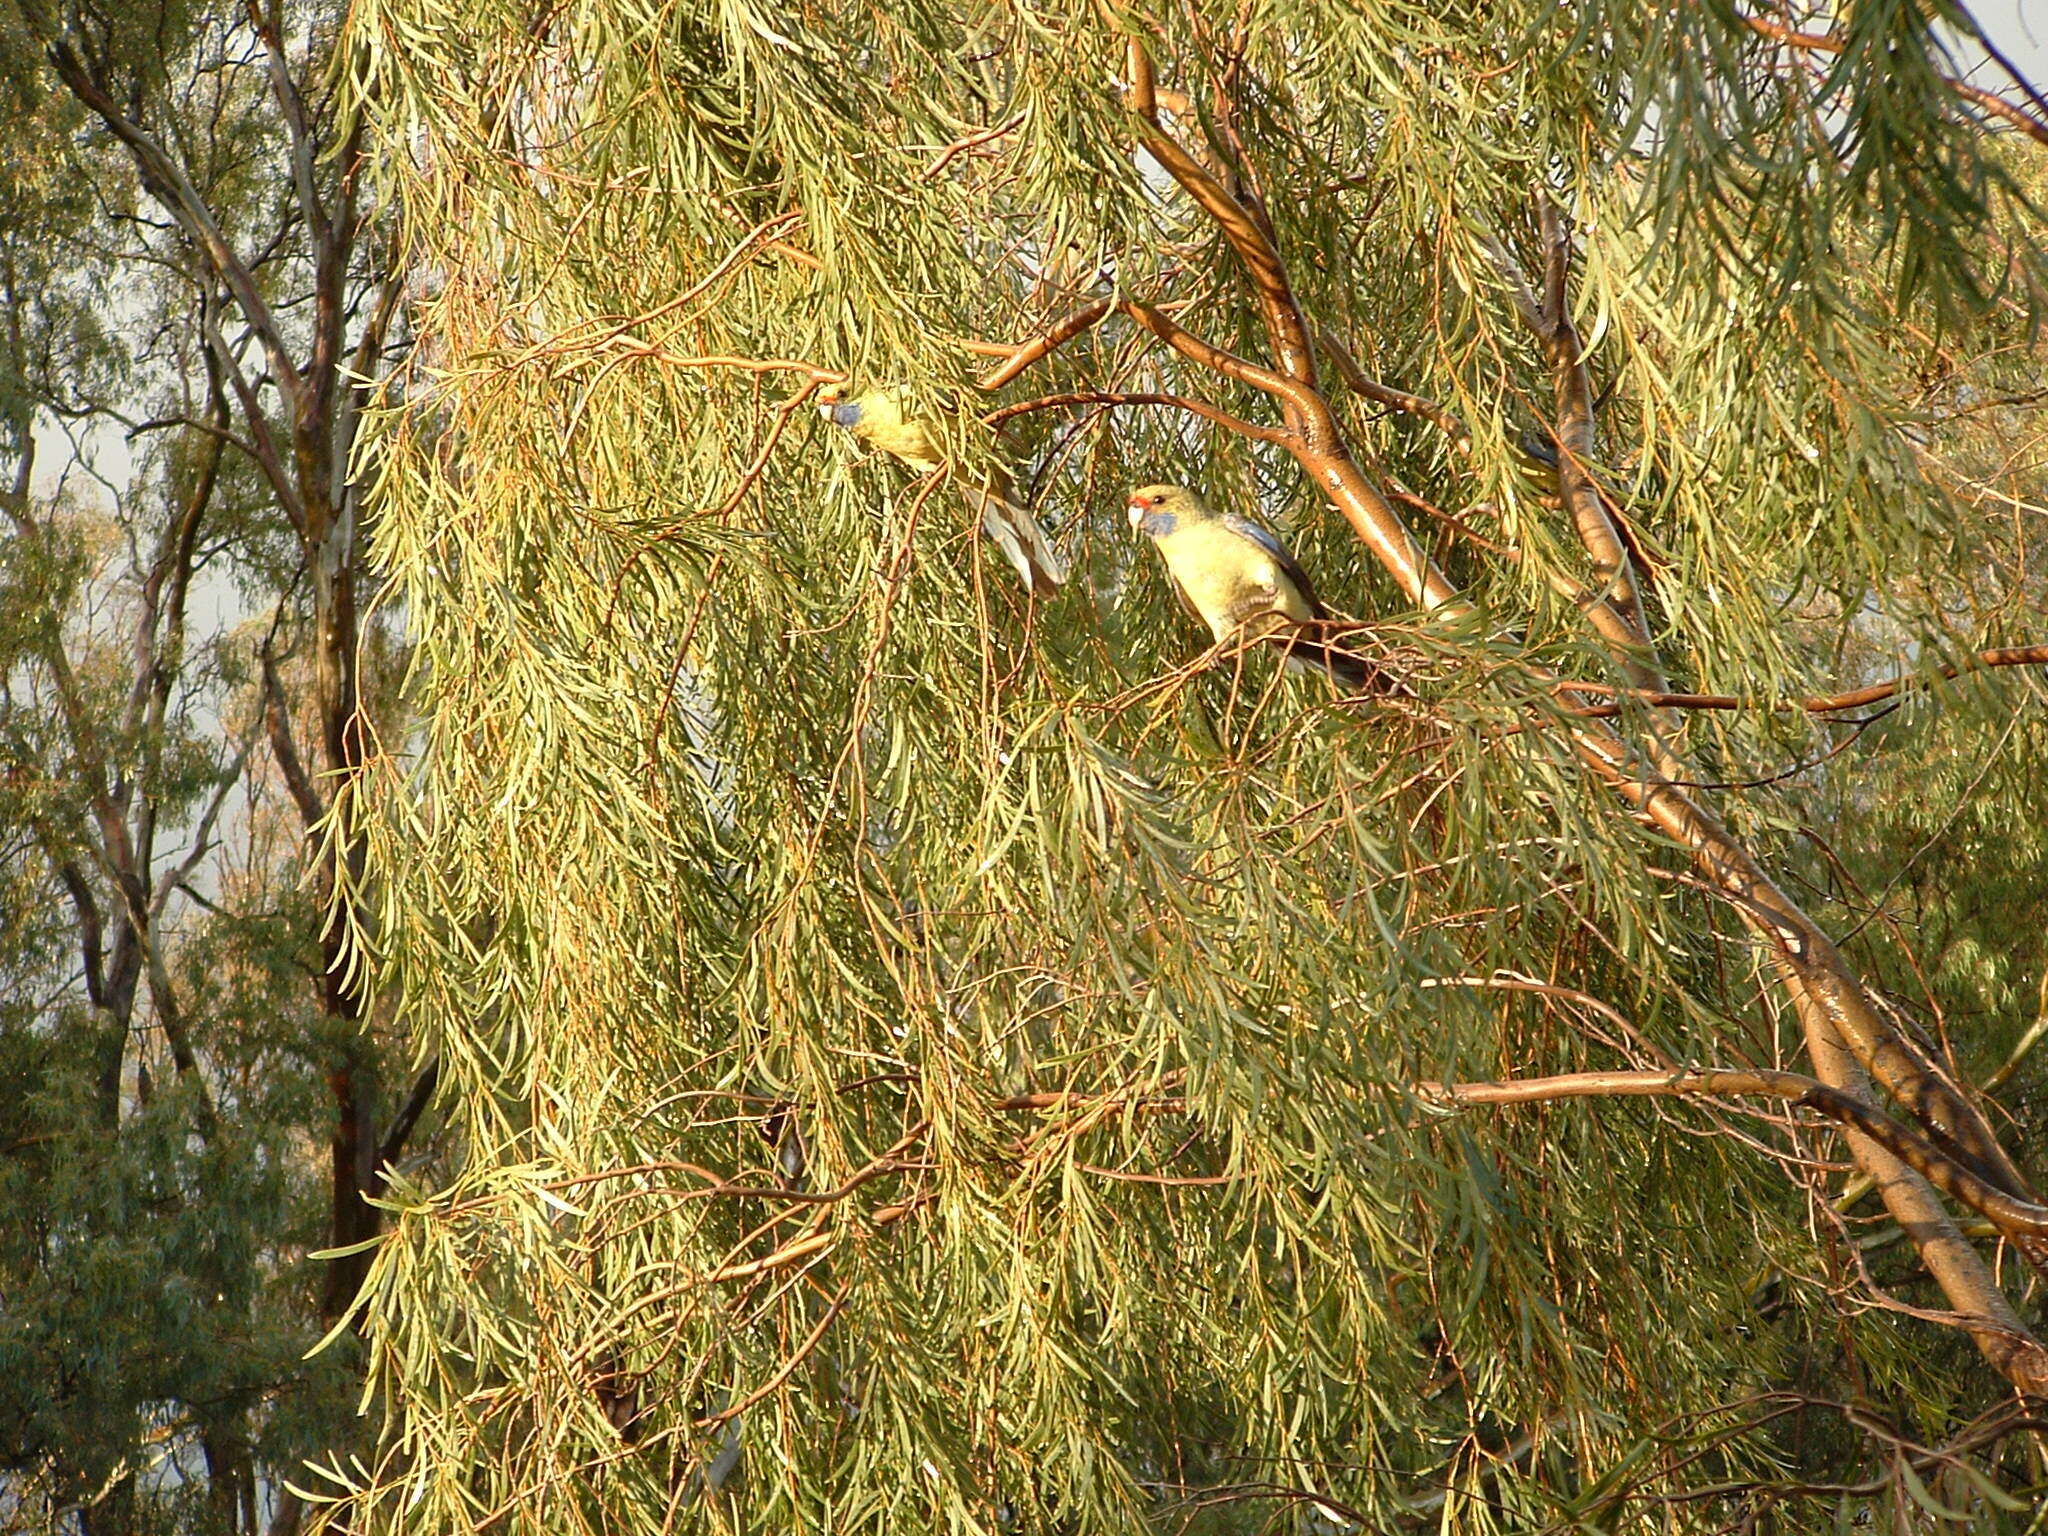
[829,401,864,428]
[1138,509,1179,538]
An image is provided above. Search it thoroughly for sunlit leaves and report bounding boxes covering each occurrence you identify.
[340,1,2046,1531]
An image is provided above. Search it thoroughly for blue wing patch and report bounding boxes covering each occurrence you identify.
[1220,513,1289,562]
[1220,512,1325,617]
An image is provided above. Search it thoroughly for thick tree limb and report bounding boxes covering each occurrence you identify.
[246,0,331,259]
[1495,201,1665,690]
[1574,731,2042,1220]
[1097,33,2048,1394]
[1539,197,1655,657]
[1116,300,1461,607]
[1794,993,2048,1395]
[262,638,326,828]
[373,1055,441,1184]
[58,862,108,1009]
[1124,39,1318,385]
[199,294,306,532]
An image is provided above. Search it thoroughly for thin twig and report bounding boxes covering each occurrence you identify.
[1419,1067,2048,1239]
[1745,14,2048,146]
[984,388,1292,444]
[974,299,1114,389]
[1556,646,2048,715]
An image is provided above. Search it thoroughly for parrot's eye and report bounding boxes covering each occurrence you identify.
[1150,494,1164,505]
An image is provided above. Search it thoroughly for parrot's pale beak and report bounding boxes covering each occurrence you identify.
[1126,498,1146,529]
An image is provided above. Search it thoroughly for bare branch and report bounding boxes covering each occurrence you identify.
[200,292,307,532]
[42,36,304,409]
[692,1286,850,1428]
[974,299,1113,390]
[1418,1066,2048,1243]
[245,0,331,258]
[984,388,1292,445]
[373,1055,441,1181]
[1122,37,1318,383]
[57,862,108,1009]
[149,731,258,921]
[262,634,325,829]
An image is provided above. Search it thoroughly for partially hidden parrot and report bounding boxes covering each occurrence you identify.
[1126,483,1381,694]
[816,383,1066,598]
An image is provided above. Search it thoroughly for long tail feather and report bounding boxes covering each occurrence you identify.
[964,485,1065,597]
[1267,631,1396,699]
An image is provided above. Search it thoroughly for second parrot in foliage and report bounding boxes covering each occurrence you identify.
[817,383,1066,597]
[1127,483,1380,693]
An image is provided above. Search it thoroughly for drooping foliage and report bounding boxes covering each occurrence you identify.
[335,2,2048,1531]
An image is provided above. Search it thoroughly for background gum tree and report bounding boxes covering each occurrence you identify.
[338,2,2047,1531]
[1,2,427,1528]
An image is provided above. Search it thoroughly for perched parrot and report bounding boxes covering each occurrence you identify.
[1126,483,1380,693]
[815,383,1066,598]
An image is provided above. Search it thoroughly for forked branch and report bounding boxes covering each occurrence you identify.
[1125,39,1318,385]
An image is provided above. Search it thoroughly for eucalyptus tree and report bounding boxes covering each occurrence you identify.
[340,2,2047,1531]
[1,1,425,1529]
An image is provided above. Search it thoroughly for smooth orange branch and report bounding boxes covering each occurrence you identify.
[1384,489,1519,558]
[1534,195,1660,681]
[1557,646,2048,715]
[1420,1067,2048,1242]
[1118,299,1306,404]
[983,389,1293,446]
[1123,37,1319,384]
[1569,724,2041,1222]
[1110,36,1457,608]
[1097,27,2047,1395]
[1803,645,2048,711]
[1744,14,2048,147]
[974,299,1114,390]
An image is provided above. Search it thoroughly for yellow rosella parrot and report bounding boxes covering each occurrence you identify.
[816,384,1065,597]
[1127,483,1379,692]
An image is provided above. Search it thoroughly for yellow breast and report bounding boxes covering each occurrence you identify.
[857,415,940,471]
[1157,521,1313,641]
